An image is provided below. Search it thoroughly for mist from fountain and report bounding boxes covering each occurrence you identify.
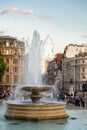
[24,30,54,86]
[25,31,42,86]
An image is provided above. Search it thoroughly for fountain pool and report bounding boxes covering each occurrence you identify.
[0,106,87,130]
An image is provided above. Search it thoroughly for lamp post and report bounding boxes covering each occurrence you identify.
[69,78,74,96]
[82,76,86,98]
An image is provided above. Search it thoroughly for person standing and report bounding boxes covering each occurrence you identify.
[80,95,85,108]
[54,80,61,100]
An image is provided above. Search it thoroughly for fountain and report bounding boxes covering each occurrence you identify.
[4,31,68,121]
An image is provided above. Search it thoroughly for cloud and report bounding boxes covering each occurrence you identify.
[18,9,33,15]
[0,7,34,15]
[0,7,52,21]
[38,14,52,20]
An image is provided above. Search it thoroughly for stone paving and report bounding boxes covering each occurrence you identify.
[66,99,87,110]
[66,103,87,110]
[0,99,3,106]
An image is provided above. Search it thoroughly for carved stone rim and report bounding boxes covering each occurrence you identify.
[22,86,52,92]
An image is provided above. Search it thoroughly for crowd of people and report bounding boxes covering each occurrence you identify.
[69,93,85,108]
[0,89,11,99]
[0,80,86,108]
[53,80,86,108]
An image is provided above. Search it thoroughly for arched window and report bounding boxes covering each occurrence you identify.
[70,78,74,85]
[6,41,10,47]
[13,40,18,47]
[6,49,9,55]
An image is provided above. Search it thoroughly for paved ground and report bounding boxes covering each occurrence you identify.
[66,99,87,110]
[0,99,3,106]
[66,102,87,110]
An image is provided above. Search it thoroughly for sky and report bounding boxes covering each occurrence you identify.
[0,0,87,54]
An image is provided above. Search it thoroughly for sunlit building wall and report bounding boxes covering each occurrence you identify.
[47,53,63,85]
[0,35,25,91]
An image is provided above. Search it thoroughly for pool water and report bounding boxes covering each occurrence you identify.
[0,106,87,130]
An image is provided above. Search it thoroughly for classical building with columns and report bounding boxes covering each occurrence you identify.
[62,44,87,95]
[0,35,25,92]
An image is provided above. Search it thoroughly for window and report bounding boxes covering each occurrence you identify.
[6,67,9,72]
[13,50,18,55]
[14,41,18,47]
[6,49,9,55]
[82,75,86,79]
[6,41,10,47]
[0,49,4,54]
[13,67,18,72]
[70,78,74,85]
[6,59,9,63]
[18,49,21,55]
[21,75,24,83]
[83,67,85,72]
[13,59,18,64]
[14,75,18,83]
[82,60,85,63]
[6,75,9,82]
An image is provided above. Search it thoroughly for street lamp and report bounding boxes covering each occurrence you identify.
[82,76,87,98]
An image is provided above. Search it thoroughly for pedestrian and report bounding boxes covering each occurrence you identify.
[75,95,80,106]
[53,80,61,100]
[80,96,85,108]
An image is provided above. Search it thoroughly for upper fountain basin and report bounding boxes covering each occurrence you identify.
[22,86,52,92]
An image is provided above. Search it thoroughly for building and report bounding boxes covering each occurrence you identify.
[0,35,25,92]
[47,53,63,85]
[62,44,87,95]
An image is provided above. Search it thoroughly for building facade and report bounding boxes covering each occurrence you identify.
[0,35,25,91]
[62,44,87,95]
[47,53,63,85]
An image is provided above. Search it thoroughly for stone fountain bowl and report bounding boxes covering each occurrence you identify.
[5,101,68,121]
[22,86,52,93]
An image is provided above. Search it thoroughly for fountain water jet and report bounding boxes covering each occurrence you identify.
[4,30,68,121]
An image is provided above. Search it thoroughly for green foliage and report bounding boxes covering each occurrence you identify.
[0,40,3,46]
[0,40,3,54]
[0,57,7,79]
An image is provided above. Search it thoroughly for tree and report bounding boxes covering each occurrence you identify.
[0,57,7,81]
[0,40,6,80]
[0,40,3,54]
[0,40,7,80]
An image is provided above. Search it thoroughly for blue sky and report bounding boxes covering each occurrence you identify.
[0,0,87,53]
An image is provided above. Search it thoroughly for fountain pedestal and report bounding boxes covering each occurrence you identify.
[22,86,52,103]
[5,86,68,121]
